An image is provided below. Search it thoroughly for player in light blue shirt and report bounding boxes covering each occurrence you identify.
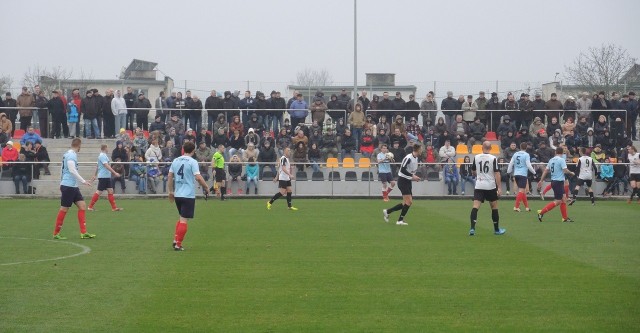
[53,138,95,240]
[537,147,576,223]
[506,143,536,212]
[376,144,395,201]
[168,141,210,251]
[88,144,123,211]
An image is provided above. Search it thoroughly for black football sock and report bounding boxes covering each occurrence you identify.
[470,208,478,229]
[572,189,578,199]
[631,188,637,200]
[492,209,500,231]
[220,187,226,199]
[387,203,403,214]
[286,192,292,207]
[589,191,594,203]
[269,192,282,204]
[399,204,410,221]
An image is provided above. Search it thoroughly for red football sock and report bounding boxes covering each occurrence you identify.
[560,202,568,219]
[564,185,570,199]
[522,192,529,208]
[540,202,557,215]
[173,221,180,242]
[175,222,188,247]
[54,210,67,235]
[89,193,100,208]
[515,192,522,208]
[107,193,117,209]
[78,209,87,234]
[386,187,393,194]
[543,184,552,195]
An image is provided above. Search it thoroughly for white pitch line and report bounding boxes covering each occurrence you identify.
[0,237,91,266]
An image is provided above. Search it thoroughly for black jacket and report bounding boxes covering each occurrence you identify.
[205,96,221,116]
[123,92,136,108]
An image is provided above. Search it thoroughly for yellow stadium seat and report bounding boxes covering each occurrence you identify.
[456,157,465,167]
[471,144,483,154]
[358,157,371,168]
[489,144,500,155]
[456,144,469,155]
[342,157,355,168]
[326,157,339,168]
[13,142,21,151]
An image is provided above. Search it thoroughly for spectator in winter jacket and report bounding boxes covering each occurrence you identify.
[404,94,420,121]
[164,127,182,149]
[360,128,375,158]
[1,140,18,169]
[0,113,11,137]
[378,92,394,120]
[258,140,277,177]
[561,117,576,136]
[348,103,366,148]
[438,139,456,161]
[196,127,212,148]
[276,128,292,156]
[340,128,357,161]
[389,127,407,149]
[149,115,166,135]
[468,117,486,146]
[246,113,263,137]
[20,126,43,145]
[443,158,459,195]
[529,117,545,137]
[475,91,488,123]
[373,128,390,150]
[575,116,590,139]
[309,97,328,124]
[390,115,406,136]
[212,113,228,136]
[563,96,578,121]
[145,137,163,164]
[229,115,244,137]
[3,92,18,136]
[405,117,421,141]
[288,94,308,129]
[132,92,152,131]
[441,91,459,126]
[518,93,535,130]
[434,116,448,135]
[17,87,35,130]
[486,92,504,132]
[593,115,609,138]
[497,115,516,139]
[420,92,438,124]
[459,155,475,195]
[544,93,563,122]
[320,127,338,159]
[133,129,149,157]
[501,131,516,151]
[450,114,470,144]
[80,90,100,138]
[461,95,477,123]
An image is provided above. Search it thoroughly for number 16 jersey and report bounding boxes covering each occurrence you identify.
[170,155,201,198]
[472,153,498,190]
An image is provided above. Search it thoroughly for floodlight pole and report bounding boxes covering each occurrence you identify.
[353,0,358,107]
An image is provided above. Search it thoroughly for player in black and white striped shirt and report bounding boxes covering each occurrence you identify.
[267,147,298,211]
[469,141,505,236]
[382,144,422,226]
[569,147,597,206]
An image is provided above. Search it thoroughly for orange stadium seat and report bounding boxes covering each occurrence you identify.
[342,157,355,168]
[456,144,469,154]
[358,157,371,168]
[489,144,500,155]
[456,157,465,167]
[471,145,483,155]
[326,157,339,168]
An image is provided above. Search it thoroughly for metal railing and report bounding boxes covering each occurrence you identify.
[0,160,631,197]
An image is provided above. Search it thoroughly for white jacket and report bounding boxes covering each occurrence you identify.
[111,94,128,116]
[145,144,162,162]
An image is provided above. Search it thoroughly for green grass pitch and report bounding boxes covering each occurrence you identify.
[0,198,638,332]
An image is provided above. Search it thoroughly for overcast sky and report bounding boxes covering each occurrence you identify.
[2,0,639,94]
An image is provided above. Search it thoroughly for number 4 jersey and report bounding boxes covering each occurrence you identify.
[472,153,499,190]
[170,155,201,198]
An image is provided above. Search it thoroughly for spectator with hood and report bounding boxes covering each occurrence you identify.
[545,116,561,136]
[486,92,503,131]
[497,115,516,139]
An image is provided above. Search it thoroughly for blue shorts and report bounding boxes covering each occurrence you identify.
[60,185,84,208]
[175,197,196,219]
[378,172,393,183]
[97,178,112,191]
[551,181,565,200]
[515,175,528,189]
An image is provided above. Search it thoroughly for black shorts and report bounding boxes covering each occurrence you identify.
[97,178,112,191]
[278,180,292,189]
[551,181,565,200]
[214,168,226,182]
[630,174,640,182]
[378,172,393,183]
[514,175,528,189]
[473,188,498,203]
[397,177,412,195]
[576,178,592,187]
[175,197,195,219]
[60,185,84,208]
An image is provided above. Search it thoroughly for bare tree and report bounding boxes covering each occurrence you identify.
[564,44,636,93]
[0,75,14,96]
[22,65,73,94]
[296,68,333,87]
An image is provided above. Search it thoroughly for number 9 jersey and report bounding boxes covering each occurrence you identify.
[472,153,499,190]
[170,155,201,199]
